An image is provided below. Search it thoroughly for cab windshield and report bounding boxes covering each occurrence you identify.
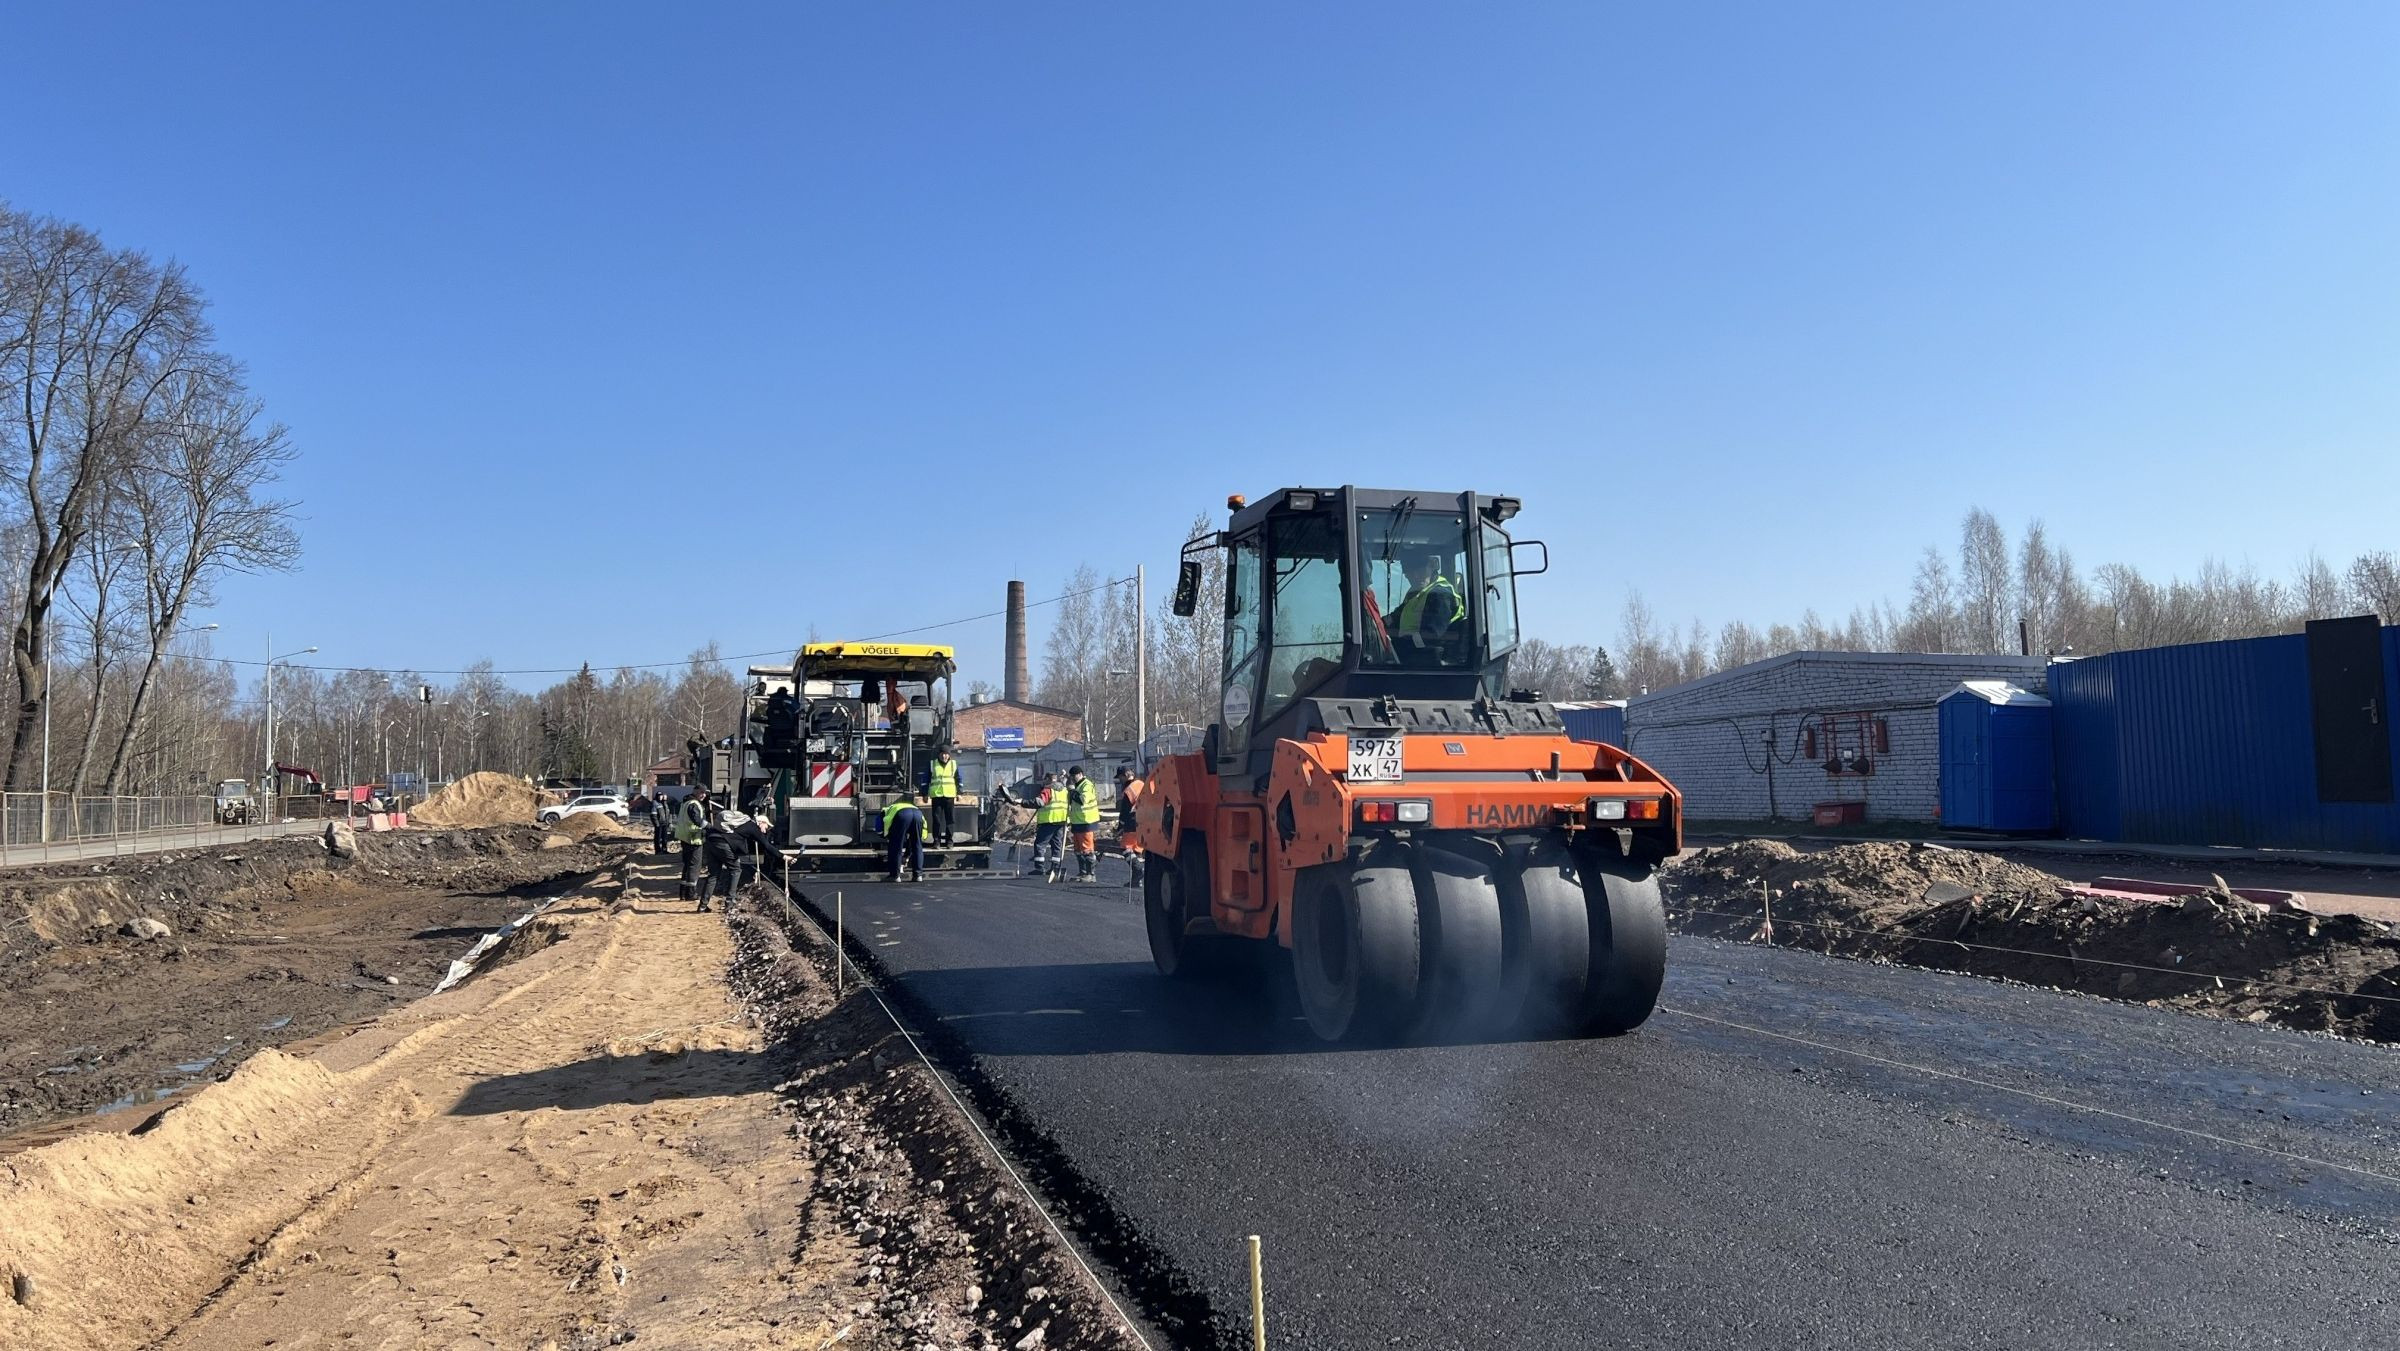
[1359,505,1474,668]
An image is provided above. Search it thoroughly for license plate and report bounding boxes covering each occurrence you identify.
[1348,734,1405,783]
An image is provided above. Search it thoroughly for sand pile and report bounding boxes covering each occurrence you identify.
[1664,840,2400,1041]
[410,772,550,828]
[552,812,640,841]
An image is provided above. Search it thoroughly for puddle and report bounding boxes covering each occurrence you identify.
[171,1053,222,1075]
[260,1015,293,1032]
[91,1086,179,1117]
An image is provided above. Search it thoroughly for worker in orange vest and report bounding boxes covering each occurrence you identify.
[1115,766,1145,889]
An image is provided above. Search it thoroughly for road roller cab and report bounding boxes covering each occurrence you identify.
[1137,486,1682,1043]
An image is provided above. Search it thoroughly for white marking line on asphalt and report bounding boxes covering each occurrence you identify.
[1660,1005,2400,1189]
[777,894,1159,1351]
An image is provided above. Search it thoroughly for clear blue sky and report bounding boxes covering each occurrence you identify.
[7,3,2395,688]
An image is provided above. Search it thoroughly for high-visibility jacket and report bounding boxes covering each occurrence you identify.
[675,797,708,844]
[1395,575,1465,636]
[927,759,959,798]
[1065,777,1101,826]
[1035,785,1069,824]
[882,799,924,837]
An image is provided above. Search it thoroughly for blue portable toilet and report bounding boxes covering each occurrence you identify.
[1938,681,2055,831]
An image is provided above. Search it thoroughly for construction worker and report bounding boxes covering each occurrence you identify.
[1394,552,1466,645]
[1114,766,1145,889]
[650,789,672,855]
[1031,772,1068,881]
[698,808,770,913]
[883,793,928,883]
[675,786,712,902]
[1065,765,1102,884]
[926,746,960,848]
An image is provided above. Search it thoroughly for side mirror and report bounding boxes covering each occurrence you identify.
[1172,560,1202,617]
[1508,539,1550,576]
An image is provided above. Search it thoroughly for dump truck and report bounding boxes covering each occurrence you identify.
[752,642,989,871]
[1135,486,1681,1044]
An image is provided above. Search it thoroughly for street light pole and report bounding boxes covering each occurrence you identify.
[1135,563,1148,747]
[264,638,318,821]
[39,646,50,842]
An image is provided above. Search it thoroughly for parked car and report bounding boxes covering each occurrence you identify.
[539,794,629,825]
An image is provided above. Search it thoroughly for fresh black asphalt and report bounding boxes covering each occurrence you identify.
[796,859,2400,1350]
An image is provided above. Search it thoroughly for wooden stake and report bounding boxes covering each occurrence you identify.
[1248,1234,1266,1350]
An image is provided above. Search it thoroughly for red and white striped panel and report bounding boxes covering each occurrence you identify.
[808,764,856,798]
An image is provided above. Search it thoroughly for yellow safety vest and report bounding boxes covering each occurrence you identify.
[1066,778,1101,826]
[928,759,959,798]
[1036,785,1069,824]
[882,800,921,835]
[1395,576,1465,636]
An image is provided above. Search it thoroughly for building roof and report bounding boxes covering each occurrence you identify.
[1946,680,2051,707]
[953,697,1080,720]
[1627,650,2046,709]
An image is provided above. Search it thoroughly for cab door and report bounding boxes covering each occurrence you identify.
[1209,529,1271,918]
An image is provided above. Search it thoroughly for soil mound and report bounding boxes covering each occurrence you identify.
[1664,840,2400,1042]
[1669,839,2066,919]
[411,771,548,828]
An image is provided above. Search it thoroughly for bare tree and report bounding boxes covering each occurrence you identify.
[1150,513,1227,728]
[1714,620,1764,671]
[0,205,209,787]
[102,370,298,790]
[1901,546,1958,652]
[1616,593,1678,695]
[2350,551,2400,622]
[2296,553,2346,622]
[1035,564,1107,724]
[2017,520,2064,655]
[1958,508,2012,654]
[61,477,138,791]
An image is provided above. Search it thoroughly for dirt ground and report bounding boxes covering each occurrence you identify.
[0,850,1145,1351]
[1665,839,2400,1043]
[0,827,629,1141]
[1975,846,2400,925]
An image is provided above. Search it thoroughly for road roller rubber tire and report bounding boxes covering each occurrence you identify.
[1292,860,1420,1043]
[1144,855,1193,977]
[1579,851,1668,1035]
[1496,840,1592,1039]
[1408,845,1510,1041]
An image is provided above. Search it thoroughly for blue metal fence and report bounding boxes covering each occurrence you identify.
[2049,626,2400,853]
[1556,701,1626,748]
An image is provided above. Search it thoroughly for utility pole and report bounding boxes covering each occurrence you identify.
[1135,563,1148,751]
[39,647,50,842]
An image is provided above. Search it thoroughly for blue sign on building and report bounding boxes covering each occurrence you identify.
[984,726,1026,750]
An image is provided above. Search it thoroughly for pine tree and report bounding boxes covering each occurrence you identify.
[1582,646,1625,700]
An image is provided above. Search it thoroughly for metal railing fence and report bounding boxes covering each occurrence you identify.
[0,792,308,865]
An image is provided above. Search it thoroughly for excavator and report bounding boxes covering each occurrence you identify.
[1135,487,1682,1043]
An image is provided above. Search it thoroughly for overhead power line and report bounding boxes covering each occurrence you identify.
[166,574,1137,679]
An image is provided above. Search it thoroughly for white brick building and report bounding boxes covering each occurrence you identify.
[1622,652,2047,824]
